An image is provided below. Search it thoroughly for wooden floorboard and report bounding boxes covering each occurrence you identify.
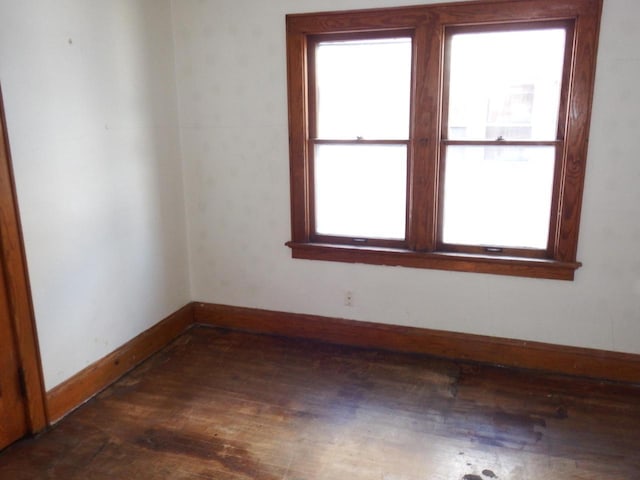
[1,326,639,479]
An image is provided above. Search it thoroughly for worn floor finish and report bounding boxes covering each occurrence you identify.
[1,327,639,479]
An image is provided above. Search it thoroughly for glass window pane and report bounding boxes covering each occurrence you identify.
[315,38,411,140]
[442,146,555,249]
[447,28,566,141]
[315,145,407,239]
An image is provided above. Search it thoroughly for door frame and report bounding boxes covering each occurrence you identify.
[0,83,47,434]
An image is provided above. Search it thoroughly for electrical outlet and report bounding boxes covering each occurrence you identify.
[344,290,354,307]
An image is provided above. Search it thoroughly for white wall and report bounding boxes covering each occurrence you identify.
[0,0,190,390]
[173,0,640,355]
[1,0,637,392]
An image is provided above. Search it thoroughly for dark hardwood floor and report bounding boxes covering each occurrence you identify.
[1,326,639,479]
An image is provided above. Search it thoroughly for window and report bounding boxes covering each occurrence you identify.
[285,0,603,280]
[313,35,411,242]
[441,25,566,253]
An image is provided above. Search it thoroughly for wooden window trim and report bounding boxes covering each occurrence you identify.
[285,0,603,281]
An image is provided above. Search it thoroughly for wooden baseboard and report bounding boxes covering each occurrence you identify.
[44,300,640,424]
[46,304,194,423]
[193,302,640,384]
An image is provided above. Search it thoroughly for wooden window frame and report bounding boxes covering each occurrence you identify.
[285,0,603,281]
